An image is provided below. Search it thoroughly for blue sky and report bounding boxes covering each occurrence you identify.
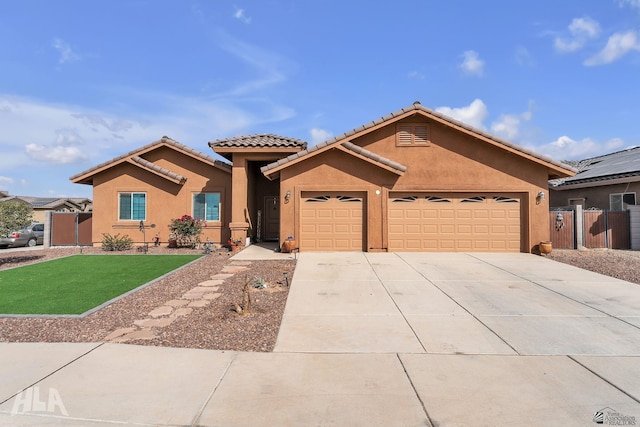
[1,0,640,199]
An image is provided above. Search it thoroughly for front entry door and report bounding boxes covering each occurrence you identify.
[264,196,280,241]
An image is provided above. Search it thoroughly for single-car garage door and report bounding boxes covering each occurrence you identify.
[300,192,364,251]
[388,193,521,252]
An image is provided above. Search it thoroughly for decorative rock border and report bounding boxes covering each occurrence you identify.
[103,260,251,343]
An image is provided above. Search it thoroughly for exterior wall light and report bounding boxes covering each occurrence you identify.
[284,190,291,204]
[537,191,545,201]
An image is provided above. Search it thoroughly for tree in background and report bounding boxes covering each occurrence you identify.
[0,202,34,238]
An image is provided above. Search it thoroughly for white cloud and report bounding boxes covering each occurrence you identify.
[584,30,640,65]
[436,99,488,130]
[618,0,640,10]
[491,103,534,140]
[459,50,484,76]
[52,38,80,64]
[538,135,626,160]
[0,93,295,173]
[25,144,88,164]
[233,7,252,24]
[515,46,535,67]
[309,128,333,145]
[554,17,601,52]
[407,70,425,80]
[0,176,14,185]
[214,30,294,96]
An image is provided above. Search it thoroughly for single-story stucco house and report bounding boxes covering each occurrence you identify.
[550,146,640,211]
[71,102,576,253]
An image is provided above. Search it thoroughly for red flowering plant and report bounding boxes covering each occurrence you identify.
[168,214,204,248]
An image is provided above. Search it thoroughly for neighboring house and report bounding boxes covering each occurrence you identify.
[0,193,92,223]
[550,146,640,211]
[71,102,575,252]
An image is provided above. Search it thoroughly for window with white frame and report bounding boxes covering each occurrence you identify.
[119,192,146,220]
[193,193,220,221]
[610,192,636,211]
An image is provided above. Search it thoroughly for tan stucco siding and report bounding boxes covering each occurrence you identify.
[279,120,552,253]
[90,155,231,246]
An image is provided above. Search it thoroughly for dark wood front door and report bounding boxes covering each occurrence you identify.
[264,196,280,241]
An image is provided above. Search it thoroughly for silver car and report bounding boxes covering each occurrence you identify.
[0,223,45,248]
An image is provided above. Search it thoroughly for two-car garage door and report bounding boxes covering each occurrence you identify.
[299,191,522,252]
[388,193,521,252]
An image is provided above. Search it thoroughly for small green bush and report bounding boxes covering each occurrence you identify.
[101,233,133,251]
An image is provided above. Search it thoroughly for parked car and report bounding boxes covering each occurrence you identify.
[0,223,45,248]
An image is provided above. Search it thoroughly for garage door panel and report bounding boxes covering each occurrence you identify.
[389,193,521,252]
[300,193,364,251]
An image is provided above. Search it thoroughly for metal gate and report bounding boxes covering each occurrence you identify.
[51,212,92,246]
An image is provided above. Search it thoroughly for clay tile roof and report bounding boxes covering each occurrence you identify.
[262,102,575,178]
[70,136,231,182]
[341,141,407,173]
[209,134,308,149]
[130,156,187,184]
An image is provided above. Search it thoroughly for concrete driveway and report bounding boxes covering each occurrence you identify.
[275,252,640,355]
[1,251,639,426]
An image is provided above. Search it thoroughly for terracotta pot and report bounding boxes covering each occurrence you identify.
[539,241,552,254]
[282,240,297,253]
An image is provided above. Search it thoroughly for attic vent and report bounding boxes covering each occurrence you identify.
[396,124,430,146]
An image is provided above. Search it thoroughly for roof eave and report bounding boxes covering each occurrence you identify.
[127,158,187,185]
[553,174,640,190]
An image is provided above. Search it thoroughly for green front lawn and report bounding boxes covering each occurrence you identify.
[0,255,202,315]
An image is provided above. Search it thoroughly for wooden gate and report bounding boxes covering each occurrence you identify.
[583,210,606,248]
[550,209,630,249]
[605,211,629,249]
[51,213,92,246]
[549,211,575,249]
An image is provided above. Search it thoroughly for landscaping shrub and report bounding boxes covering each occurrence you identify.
[169,214,204,248]
[101,233,133,251]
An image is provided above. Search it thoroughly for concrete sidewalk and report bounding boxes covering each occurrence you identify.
[0,252,639,426]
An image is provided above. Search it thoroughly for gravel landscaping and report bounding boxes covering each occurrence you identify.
[547,249,640,285]
[0,246,295,352]
[0,246,637,351]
